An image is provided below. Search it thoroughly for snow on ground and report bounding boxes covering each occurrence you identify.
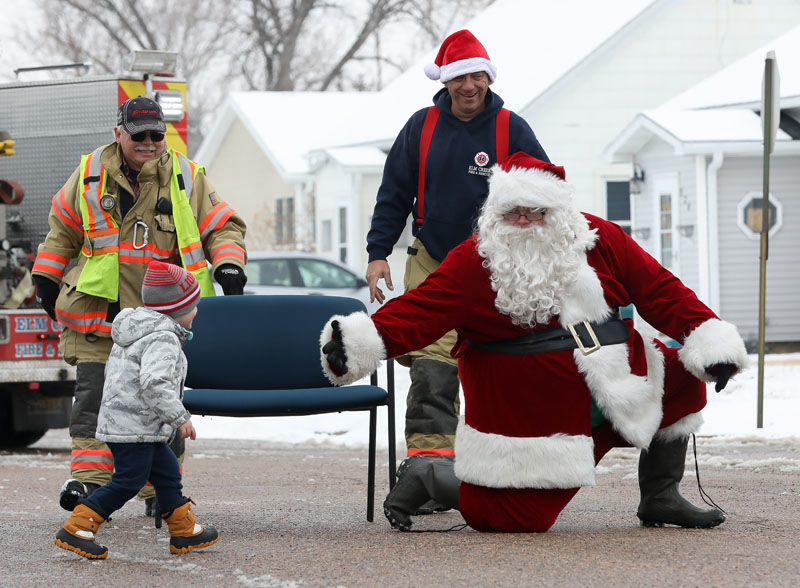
[193,353,800,449]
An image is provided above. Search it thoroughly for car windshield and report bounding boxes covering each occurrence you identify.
[296,258,358,289]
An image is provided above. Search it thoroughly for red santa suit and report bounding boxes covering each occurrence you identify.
[320,156,748,533]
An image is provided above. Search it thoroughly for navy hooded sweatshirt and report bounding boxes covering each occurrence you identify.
[366,87,549,263]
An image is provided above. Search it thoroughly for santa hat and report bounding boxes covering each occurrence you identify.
[142,260,201,317]
[424,29,497,83]
[486,151,574,212]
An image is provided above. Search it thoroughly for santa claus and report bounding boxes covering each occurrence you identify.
[320,152,748,533]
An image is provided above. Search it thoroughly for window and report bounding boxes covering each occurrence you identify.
[246,259,292,287]
[606,181,631,235]
[737,192,783,240]
[321,220,332,252]
[295,259,358,289]
[659,192,673,270]
[338,207,347,264]
[275,197,295,246]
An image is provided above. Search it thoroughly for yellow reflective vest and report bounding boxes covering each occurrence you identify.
[75,146,215,301]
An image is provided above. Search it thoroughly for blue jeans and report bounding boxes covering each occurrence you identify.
[85,442,184,517]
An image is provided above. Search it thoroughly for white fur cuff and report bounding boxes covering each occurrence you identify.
[319,312,386,386]
[678,319,749,382]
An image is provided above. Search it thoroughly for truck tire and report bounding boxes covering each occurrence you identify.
[0,429,47,448]
[0,391,47,448]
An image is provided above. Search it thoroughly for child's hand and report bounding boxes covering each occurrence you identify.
[179,420,197,440]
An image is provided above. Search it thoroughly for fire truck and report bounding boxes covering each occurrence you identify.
[0,51,188,447]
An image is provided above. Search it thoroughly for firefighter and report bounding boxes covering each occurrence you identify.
[31,96,247,513]
[364,30,549,514]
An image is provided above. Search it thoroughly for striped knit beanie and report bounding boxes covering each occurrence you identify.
[142,260,201,317]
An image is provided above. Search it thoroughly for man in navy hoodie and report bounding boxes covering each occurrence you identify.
[364,29,549,519]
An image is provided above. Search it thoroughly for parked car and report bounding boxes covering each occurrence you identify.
[213,251,389,314]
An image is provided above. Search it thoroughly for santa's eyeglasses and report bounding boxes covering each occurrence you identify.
[129,130,165,142]
[502,207,546,222]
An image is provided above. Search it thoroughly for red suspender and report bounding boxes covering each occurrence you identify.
[417,106,440,227]
[496,108,510,163]
[416,107,510,228]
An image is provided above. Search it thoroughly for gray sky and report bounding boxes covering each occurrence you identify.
[0,0,44,81]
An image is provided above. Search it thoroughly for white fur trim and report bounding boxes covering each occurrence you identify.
[487,163,575,211]
[454,418,596,489]
[319,312,386,386]
[560,253,664,449]
[653,411,704,442]
[678,318,749,382]
[423,62,441,80]
[437,57,497,82]
[576,338,665,449]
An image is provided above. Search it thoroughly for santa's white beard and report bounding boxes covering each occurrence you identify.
[476,210,585,327]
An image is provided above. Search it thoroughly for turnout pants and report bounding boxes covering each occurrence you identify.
[402,239,460,457]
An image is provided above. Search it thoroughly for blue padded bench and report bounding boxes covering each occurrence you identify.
[183,294,396,521]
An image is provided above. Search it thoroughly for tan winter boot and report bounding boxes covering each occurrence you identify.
[162,499,219,554]
[54,503,109,559]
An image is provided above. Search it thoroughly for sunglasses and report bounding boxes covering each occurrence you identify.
[129,130,165,142]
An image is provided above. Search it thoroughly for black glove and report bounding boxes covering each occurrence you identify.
[32,275,59,321]
[321,320,348,376]
[214,264,247,296]
[705,363,735,392]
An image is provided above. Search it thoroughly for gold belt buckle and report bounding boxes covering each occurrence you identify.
[568,321,601,356]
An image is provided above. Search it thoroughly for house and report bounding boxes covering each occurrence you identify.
[196,0,800,292]
[603,26,800,347]
[194,91,375,252]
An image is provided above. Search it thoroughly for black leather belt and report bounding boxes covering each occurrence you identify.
[467,317,629,356]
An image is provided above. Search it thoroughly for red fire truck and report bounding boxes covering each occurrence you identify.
[0,51,188,447]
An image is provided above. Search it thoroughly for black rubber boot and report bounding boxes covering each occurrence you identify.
[383,455,460,531]
[59,479,87,512]
[59,480,100,511]
[637,436,725,528]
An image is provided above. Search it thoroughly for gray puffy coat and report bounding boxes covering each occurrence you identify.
[96,307,192,443]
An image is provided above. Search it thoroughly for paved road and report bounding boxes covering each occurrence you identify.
[2,429,799,587]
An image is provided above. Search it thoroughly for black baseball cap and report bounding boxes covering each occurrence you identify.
[117,96,167,135]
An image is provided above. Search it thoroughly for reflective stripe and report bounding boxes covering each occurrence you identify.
[32,251,69,277]
[76,146,120,302]
[211,243,246,265]
[71,462,114,471]
[55,308,113,333]
[52,187,83,232]
[169,149,215,297]
[406,448,455,457]
[180,240,206,271]
[70,448,114,471]
[176,153,195,201]
[198,203,235,240]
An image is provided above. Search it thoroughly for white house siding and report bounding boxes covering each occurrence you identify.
[716,155,800,345]
[518,0,800,217]
[201,118,296,252]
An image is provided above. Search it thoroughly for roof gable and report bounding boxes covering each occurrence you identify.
[195,91,375,178]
